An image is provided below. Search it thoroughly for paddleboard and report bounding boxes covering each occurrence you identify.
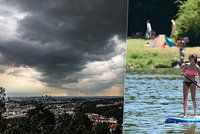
[165,117,200,123]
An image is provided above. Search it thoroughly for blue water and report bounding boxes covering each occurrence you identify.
[123,74,200,134]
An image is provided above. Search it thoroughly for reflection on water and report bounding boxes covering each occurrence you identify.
[123,74,200,134]
[183,124,196,134]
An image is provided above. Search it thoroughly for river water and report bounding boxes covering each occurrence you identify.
[123,74,200,134]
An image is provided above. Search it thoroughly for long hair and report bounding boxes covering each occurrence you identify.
[194,54,198,64]
[189,53,197,63]
[198,61,200,67]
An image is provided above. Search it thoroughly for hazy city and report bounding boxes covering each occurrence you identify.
[4,96,123,125]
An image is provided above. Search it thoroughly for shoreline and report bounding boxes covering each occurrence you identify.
[126,68,180,75]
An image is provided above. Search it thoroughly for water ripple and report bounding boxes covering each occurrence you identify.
[124,74,200,134]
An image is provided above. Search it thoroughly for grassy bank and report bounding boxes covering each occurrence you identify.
[126,38,200,74]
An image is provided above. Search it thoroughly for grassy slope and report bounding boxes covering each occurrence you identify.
[126,38,200,74]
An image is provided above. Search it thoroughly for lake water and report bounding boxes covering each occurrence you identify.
[123,74,200,134]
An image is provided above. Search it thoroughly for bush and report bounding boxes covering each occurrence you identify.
[175,0,200,45]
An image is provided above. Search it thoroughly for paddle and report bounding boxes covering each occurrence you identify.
[181,73,200,88]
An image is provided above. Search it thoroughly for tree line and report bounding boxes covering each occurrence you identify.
[0,103,122,134]
[128,0,200,45]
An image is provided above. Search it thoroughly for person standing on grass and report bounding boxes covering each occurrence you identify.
[181,53,200,118]
[146,20,152,39]
[170,19,176,38]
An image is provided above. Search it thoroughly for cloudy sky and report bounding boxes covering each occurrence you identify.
[0,0,127,96]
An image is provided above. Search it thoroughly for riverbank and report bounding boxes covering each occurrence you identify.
[126,68,180,75]
[126,38,200,74]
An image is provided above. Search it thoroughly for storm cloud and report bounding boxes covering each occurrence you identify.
[0,0,127,95]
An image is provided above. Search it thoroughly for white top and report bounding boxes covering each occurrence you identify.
[147,22,152,32]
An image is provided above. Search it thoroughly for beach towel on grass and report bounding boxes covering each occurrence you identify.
[165,35,174,47]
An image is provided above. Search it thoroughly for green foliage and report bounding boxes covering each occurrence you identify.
[128,51,173,68]
[112,125,122,134]
[126,38,200,74]
[0,116,7,133]
[4,105,56,134]
[54,113,71,133]
[27,104,55,134]
[99,106,123,121]
[93,123,110,134]
[3,128,21,134]
[3,101,121,134]
[0,87,6,134]
[6,117,37,134]
[175,0,200,45]
[68,111,92,134]
[126,39,179,69]
[0,87,6,115]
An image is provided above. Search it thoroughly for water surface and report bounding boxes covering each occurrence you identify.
[124,74,200,134]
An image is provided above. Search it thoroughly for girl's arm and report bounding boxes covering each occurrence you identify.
[195,65,200,87]
[181,63,187,74]
[197,65,200,84]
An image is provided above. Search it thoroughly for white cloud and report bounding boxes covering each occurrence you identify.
[0,5,27,40]
[61,36,126,96]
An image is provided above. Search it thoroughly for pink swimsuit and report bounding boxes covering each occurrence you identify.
[185,69,198,76]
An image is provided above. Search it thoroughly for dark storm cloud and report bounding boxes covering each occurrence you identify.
[0,0,127,88]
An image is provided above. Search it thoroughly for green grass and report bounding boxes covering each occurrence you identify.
[126,38,200,74]
[127,68,180,75]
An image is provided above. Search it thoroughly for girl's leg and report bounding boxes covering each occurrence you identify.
[190,84,197,116]
[183,82,189,117]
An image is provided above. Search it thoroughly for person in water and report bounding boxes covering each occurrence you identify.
[181,54,200,118]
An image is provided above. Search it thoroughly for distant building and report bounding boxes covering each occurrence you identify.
[86,113,117,125]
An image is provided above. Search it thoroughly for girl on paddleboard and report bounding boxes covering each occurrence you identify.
[181,54,200,118]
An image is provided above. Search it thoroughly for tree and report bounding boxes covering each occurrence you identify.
[3,127,21,134]
[0,87,7,133]
[0,87,6,115]
[5,117,36,134]
[54,113,72,133]
[68,110,92,134]
[175,0,200,45]
[27,103,55,134]
[93,123,110,134]
[0,115,7,134]
[112,124,123,134]
[5,104,55,134]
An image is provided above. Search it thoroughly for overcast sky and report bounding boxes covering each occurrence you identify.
[0,0,127,96]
